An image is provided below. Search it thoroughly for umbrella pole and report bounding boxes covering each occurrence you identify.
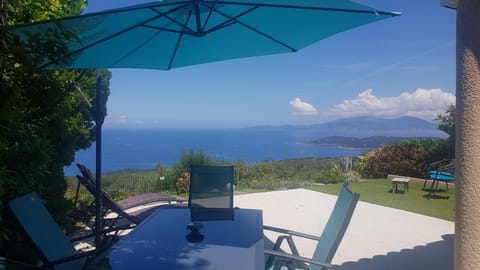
[94,70,103,249]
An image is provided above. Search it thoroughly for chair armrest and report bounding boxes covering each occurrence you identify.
[263,225,321,241]
[264,250,333,268]
[70,222,136,242]
[428,159,455,172]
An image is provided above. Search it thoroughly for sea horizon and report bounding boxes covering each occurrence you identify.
[64,128,372,176]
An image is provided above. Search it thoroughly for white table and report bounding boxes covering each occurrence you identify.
[391,177,410,194]
[101,208,264,270]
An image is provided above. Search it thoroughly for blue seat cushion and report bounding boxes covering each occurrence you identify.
[429,170,455,182]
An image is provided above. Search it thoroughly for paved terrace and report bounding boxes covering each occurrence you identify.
[234,188,454,270]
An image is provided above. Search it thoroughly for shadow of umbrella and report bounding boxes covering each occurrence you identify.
[331,234,454,270]
[7,0,399,246]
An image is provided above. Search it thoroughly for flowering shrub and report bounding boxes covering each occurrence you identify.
[345,170,361,182]
[358,141,437,178]
[176,171,191,193]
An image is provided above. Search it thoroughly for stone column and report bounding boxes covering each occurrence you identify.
[455,0,480,269]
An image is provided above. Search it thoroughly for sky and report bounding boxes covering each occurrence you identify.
[83,0,457,129]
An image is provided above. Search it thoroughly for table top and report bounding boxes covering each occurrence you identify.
[99,208,264,270]
[391,177,410,183]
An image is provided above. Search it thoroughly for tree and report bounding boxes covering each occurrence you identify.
[0,0,111,260]
[171,150,217,193]
[172,150,217,173]
[435,105,455,158]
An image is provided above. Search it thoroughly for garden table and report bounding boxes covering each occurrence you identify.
[391,177,410,194]
[92,208,264,270]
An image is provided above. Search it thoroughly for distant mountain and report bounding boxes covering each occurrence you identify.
[305,136,442,149]
[249,116,447,138]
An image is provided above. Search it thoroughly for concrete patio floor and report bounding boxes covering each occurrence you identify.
[234,188,454,270]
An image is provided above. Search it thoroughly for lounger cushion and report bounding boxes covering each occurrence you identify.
[429,171,455,182]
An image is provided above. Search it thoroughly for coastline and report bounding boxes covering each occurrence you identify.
[64,129,368,176]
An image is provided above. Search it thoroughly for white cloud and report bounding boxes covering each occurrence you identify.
[104,114,129,127]
[290,97,318,115]
[106,114,128,124]
[330,88,455,120]
[119,114,128,124]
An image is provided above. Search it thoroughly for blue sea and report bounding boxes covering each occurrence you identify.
[64,129,369,176]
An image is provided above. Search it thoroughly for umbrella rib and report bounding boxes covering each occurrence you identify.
[148,5,198,35]
[213,1,397,16]
[200,0,220,33]
[194,0,202,33]
[108,29,165,68]
[40,15,167,69]
[141,25,193,35]
[202,5,257,34]
[8,1,192,29]
[209,7,298,52]
[168,5,195,69]
[40,4,191,69]
[10,0,396,31]
[168,34,185,70]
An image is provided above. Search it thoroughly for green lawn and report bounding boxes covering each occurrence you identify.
[308,179,455,221]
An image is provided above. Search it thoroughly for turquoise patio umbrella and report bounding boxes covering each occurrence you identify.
[8,0,399,245]
[10,0,399,70]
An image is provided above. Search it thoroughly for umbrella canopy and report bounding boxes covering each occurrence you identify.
[10,0,399,70]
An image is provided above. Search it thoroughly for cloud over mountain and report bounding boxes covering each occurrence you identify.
[290,97,318,115]
[330,88,455,120]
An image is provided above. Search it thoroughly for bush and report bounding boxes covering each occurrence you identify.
[171,150,219,193]
[359,139,444,179]
[314,168,347,184]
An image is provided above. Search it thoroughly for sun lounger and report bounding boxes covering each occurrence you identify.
[76,163,186,209]
[264,183,360,270]
[8,193,97,270]
[424,159,455,199]
[0,257,48,270]
[75,164,187,231]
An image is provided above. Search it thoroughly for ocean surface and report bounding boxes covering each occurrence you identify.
[64,129,369,175]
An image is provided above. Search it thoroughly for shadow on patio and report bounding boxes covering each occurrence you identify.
[332,234,454,270]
